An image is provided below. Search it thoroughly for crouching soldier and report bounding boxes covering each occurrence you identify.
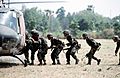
[37,37,48,65]
[112,35,120,65]
[21,31,31,64]
[47,33,64,65]
[29,29,41,65]
[63,30,79,65]
[82,33,101,65]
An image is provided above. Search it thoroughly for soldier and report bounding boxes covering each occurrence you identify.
[29,29,41,65]
[47,33,64,65]
[112,35,120,65]
[37,37,48,65]
[82,33,101,65]
[112,35,120,56]
[63,30,79,65]
[21,31,30,64]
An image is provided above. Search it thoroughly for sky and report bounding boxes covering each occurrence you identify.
[6,0,120,18]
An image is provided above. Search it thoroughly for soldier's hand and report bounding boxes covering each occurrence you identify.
[66,43,70,46]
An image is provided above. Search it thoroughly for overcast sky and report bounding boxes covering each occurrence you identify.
[7,0,120,18]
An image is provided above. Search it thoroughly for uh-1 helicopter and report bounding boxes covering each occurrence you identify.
[0,0,65,67]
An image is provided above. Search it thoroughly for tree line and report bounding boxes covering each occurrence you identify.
[22,6,120,39]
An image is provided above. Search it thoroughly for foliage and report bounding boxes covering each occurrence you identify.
[22,6,120,39]
[112,16,120,36]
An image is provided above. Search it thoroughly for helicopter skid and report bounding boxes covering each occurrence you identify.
[0,47,27,67]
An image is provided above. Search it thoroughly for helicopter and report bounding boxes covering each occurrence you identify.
[0,0,65,67]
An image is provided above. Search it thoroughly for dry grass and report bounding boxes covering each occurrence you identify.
[0,39,120,78]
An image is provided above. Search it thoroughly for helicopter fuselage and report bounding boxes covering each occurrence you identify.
[0,7,26,56]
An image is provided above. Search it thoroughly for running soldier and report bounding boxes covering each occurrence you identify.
[37,37,48,65]
[82,33,101,65]
[63,30,79,65]
[112,35,120,65]
[47,33,64,65]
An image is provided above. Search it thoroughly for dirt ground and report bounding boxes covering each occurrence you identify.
[0,39,120,78]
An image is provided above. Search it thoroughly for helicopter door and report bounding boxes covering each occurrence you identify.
[17,14,25,47]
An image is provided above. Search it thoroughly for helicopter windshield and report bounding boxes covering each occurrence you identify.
[0,11,19,33]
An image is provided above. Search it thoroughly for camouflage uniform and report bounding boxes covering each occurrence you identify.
[37,37,48,65]
[112,35,120,65]
[82,33,101,65]
[47,34,64,65]
[21,31,30,63]
[63,30,79,65]
[29,30,41,65]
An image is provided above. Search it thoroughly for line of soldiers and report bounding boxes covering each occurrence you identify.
[21,30,81,65]
[21,29,120,66]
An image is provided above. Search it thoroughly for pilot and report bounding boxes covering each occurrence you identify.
[112,35,120,65]
[37,37,48,65]
[29,29,41,65]
[47,33,64,65]
[82,33,101,65]
[63,30,79,65]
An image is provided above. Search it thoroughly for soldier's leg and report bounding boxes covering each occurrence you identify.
[71,53,79,64]
[51,50,56,65]
[92,49,101,65]
[87,50,92,65]
[42,55,46,65]
[43,50,47,65]
[30,50,36,65]
[66,51,71,64]
[118,52,120,65]
[22,46,30,63]
[55,48,62,64]
[37,52,42,65]
[24,50,30,63]
[70,47,79,64]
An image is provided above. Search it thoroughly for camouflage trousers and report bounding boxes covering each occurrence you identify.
[66,46,79,64]
[51,47,62,64]
[37,49,47,64]
[86,47,99,64]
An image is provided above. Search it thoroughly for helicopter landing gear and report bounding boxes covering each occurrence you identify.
[12,55,27,67]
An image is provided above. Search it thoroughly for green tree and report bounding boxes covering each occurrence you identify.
[23,7,48,35]
[56,6,67,29]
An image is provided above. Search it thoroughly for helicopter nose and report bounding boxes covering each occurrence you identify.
[0,25,19,47]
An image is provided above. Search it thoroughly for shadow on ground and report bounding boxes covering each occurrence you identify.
[0,62,20,68]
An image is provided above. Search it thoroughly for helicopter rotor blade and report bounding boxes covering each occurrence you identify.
[3,1,66,5]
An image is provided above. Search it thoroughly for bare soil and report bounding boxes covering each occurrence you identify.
[0,39,120,78]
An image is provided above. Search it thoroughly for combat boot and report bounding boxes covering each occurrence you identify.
[52,62,56,65]
[43,60,46,65]
[38,60,42,65]
[97,59,101,65]
[57,60,61,65]
[29,60,34,65]
[26,59,30,64]
[75,59,79,64]
[66,61,70,65]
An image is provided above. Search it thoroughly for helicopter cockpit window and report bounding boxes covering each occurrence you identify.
[0,11,20,33]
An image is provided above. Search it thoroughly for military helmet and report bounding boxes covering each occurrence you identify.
[47,33,53,38]
[31,29,39,36]
[112,35,119,40]
[82,33,88,37]
[63,30,70,35]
